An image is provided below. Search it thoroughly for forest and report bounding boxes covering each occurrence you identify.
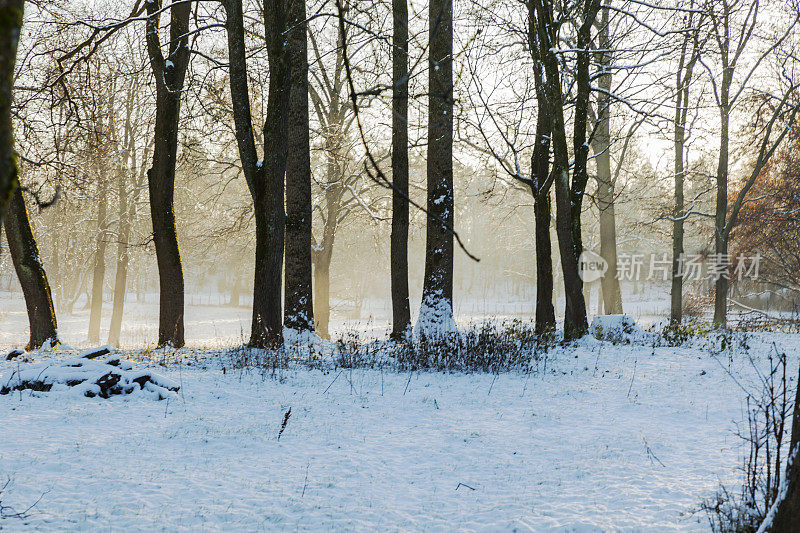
[2,0,800,530]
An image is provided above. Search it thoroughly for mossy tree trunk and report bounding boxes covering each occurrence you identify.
[144,0,191,348]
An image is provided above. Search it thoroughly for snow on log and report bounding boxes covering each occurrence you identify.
[590,315,647,344]
[0,352,179,400]
[5,348,24,361]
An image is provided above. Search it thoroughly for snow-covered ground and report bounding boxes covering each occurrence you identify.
[1,331,793,531]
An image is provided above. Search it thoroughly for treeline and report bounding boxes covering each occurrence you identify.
[0,0,799,352]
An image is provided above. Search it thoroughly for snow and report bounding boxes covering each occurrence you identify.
[0,332,791,530]
[1,352,179,400]
[415,294,457,338]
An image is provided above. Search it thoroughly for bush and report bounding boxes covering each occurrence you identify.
[332,320,551,373]
[684,290,713,320]
[699,346,792,532]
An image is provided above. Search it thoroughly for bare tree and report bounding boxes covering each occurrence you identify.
[284,0,314,333]
[761,358,800,531]
[109,77,151,347]
[88,174,109,343]
[224,0,291,347]
[527,0,556,333]
[669,5,703,324]
[700,0,799,327]
[532,0,600,339]
[145,0,192,347]
[590,3,622,315]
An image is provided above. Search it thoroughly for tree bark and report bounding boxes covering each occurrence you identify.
[0,0,23,228]
[527,0,555,335]
[5,188,58,349]
[417,0,455,334]
[224,0,291,347]
[284,0,314,332]
[391,0,411,339]
[88,179,108,343]
[145,0,191,348]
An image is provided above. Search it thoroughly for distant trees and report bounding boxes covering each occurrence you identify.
[109,75,151,347]
[307,19,369,339]
[4,0,800,351]
[733,129,800,302]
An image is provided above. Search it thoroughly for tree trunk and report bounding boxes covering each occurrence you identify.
[763,363,800,531]
[284,0,314,332]
[145,0,191,348]
[313,252,332,339]
[532,111,555,333]
[527,0,555,335]
[534,0,593,339]
[533,187,555,333]
[0,0,23,228]
[671,46,692,324]
[108,166,137,347]
[88,180,108,343]
[108,218,131,348]
[417,0,455,335]
[713,98,730,327]
[391,0,411,339]
[593,8,623,315]
[224,0,290,347]
[5,188,58,349]
[228,277,241,307]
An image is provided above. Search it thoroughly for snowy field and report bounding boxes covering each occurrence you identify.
[1,326,794,531]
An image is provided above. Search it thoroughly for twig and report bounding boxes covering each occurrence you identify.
[403,371,413,395]
[627,359,637,398]
[277,408,292,440]
[322,370,343,394]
